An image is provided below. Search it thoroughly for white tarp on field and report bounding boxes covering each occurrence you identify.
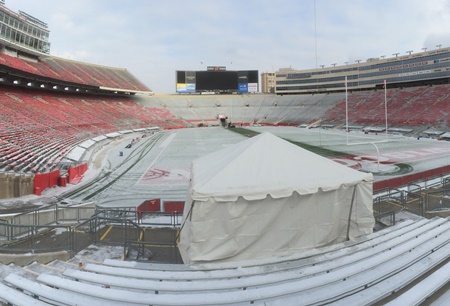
[179,132,374,265]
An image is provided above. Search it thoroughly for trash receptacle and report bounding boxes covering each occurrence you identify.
[59,175,67,187]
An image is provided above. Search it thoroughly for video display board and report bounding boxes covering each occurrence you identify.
[176,69,258,93]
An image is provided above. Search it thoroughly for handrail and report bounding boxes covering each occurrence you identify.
[374,211,396,227]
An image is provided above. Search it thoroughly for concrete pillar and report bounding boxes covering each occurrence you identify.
[19,174,33,197]
[0,173,7,199]
[12,174,20,197]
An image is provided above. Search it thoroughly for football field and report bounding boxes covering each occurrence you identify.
[63,126,450,208]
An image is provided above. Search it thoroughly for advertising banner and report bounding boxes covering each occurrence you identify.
[177,83,187,93]
[238,83,248,93]
[186,83,196,92]
[248,83,258,93]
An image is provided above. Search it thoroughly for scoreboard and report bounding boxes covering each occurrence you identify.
[176,68,258,94]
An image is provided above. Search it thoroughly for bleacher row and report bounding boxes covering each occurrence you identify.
[321,85,450,127]
[0,53,150,92]
[147,85,450,129]
[0,88,186,174]
[1,84,449,175]
[1,217,450,305]
[149,93,343,127]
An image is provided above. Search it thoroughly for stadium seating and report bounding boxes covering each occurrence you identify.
[1,83,449,175]
[1,217,450,304]
[0,88,187,174]
[0,53,150,92]
[320,85,450,128]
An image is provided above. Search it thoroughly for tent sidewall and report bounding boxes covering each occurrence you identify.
[179,181,373,265]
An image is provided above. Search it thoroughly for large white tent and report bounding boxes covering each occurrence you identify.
[179,132,374,265]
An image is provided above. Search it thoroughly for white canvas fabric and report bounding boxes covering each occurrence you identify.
[179,132,374,265]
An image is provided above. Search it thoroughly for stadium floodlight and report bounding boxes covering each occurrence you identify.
[422,48,427,52]
[320,65,325,68]
[355,60,361,64]
[344,62,348,65]
[406,50,413,55]
[380,55,385,59]
[331,63,337,67]
[393,53,400,57]
[436,44,442,49]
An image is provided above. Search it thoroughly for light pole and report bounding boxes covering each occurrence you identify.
[393,53,399,57]
[406,50,413,55]
[421,47,427,52]
[436,44,442,49]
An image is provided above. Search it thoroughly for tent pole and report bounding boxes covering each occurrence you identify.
[346,186,358,240]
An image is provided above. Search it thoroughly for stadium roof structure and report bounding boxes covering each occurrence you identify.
[0,50,153,95]
[0,1,151,95]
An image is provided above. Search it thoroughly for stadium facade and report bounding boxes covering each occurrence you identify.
[275,47,450,95]
[0,3,50,54]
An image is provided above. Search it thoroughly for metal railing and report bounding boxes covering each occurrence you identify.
[5,204,96,227]
[139,211,182,227]
[0,223,73,252]
[0,205,95,243]
[98,207,182,227]
[374,188,405,216]
[375,211,396,227]
[0,207,182,259]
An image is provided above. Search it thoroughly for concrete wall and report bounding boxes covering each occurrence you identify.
[0,173,33,199]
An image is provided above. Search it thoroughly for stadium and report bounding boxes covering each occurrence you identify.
[0,1,450,305]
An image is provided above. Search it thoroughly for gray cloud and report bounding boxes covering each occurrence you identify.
[5,0,450,93]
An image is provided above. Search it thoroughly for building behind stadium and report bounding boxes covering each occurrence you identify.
[275,47,450,95]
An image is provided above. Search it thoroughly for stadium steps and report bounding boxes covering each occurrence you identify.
[2,218,450,305]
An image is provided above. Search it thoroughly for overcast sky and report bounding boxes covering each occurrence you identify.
[5,0,450,93]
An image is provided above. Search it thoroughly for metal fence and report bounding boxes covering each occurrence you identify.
[0,205,96,244]
[374,211,396,228]
[0,207,183,260]
[0,224,73,252]
[99,207,182,227]
[6,204,96,227]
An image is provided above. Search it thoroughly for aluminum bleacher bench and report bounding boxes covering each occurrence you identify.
[38,273,266,306]
[77,218,450,305]
[63,268,242,293]
[38,223,450,306]
[266,219,450,305]
[99,218,425,272]
[67,219,448,294]
[102,258,191,271]
[0,281,51,306]
[85,218,445,281]
[382,260,450,306]
[4,273,138,306]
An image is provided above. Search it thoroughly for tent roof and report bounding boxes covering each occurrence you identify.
[190,132,373,202]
